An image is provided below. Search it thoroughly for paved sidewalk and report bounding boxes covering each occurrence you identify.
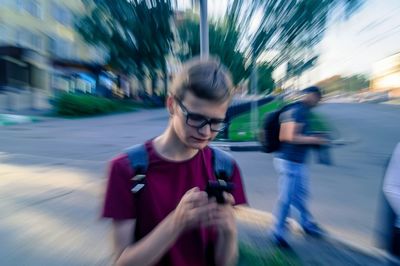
[235,206,399,266]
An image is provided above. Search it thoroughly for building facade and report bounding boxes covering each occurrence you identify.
[371,52,400,98]
[0,0,103,62]
[0,0,108,110]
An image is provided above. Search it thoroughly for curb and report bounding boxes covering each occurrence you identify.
[0,114,42,126]
[323,231,400,265]
[212,139,355,152]
[211,141,262,152]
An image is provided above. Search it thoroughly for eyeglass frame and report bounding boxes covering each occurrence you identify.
[174,97,229,133]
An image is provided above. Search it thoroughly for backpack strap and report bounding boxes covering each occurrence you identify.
[125,144,149,193]
[210,146,235,181]
[124,144,234,188]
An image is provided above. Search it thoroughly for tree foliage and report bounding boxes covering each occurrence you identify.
[317,74,370,94]
[76,0,174,91]
[228,0,363,65]
[257,63,275,94]
[177,13,249,85]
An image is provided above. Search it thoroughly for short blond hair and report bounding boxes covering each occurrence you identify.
[170,57,234,102]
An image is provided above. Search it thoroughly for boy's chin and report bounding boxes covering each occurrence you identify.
[187,140,209,150]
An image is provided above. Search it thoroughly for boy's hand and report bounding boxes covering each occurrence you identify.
[206,192,236,237]
[172,187,218,232]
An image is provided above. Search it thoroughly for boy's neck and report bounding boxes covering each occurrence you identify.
[153,126,199,161]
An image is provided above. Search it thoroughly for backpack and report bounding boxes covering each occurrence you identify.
[259,103,295,153]
[125,144,234,193]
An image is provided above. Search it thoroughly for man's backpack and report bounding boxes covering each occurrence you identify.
[259,103,295,153]
[125,144,234,192]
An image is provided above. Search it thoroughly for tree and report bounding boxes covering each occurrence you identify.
[257,63,275,94]
[226,0,364,92]
[177,13,250,85]
[317,74,369,94]
[76,0,174,95]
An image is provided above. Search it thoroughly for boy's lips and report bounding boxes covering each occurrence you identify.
[191,136,209,142]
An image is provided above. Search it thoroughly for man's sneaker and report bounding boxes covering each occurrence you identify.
[303,223,325,238]
[272,234,291,249]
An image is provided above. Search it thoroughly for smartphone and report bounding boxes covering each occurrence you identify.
[206,179,234,204]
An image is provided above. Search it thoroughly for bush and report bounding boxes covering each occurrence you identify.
[54,93,136,116]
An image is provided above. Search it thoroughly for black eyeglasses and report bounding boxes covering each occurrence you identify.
[175,97,228,132]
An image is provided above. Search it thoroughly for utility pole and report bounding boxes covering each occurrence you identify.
[199,0,209,58]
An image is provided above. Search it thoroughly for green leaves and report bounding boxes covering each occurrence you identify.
[76,0,174,81]
[228,0,364,70]
[177,13,250,85]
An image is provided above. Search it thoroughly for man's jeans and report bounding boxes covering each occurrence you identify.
[272,158,315,238]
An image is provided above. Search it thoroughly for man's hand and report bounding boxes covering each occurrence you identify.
[311,135,329,146]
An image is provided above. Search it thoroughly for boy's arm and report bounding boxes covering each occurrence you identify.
[212,161,247,266]
[213,199,246,266]
[112,214,182,266]
[112,187,215,266]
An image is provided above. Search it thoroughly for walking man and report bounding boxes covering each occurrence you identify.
[272,86,327,248]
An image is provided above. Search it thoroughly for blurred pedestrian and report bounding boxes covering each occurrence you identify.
[271,86,328,248]
[383,143,400,257]
[102,57,247,266]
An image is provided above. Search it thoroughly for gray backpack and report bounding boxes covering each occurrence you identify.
[125,144,234,193]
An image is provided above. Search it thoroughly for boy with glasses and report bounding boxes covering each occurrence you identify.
[102,57,247,266]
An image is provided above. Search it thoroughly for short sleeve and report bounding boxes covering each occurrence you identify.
[102,155,137,219]
[230,162,248,206]
[279,108,296,123]
[280,105,306,124]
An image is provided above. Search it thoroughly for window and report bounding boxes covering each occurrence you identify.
[31,33,43,51]
[15,29,43,51]
[15,0,42,18]
[51,3,72,26]
[47,36,75,59]
[16,0,24,11]
[26,0,42,18]
[0,25,7,44]
[0,0,14,8]
[16,29,30,47]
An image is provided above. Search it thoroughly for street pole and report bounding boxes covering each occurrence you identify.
[199,0,209,58]
[250,59,259,137]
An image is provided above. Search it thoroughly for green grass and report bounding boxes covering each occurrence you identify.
[53,93,147,117]
[224,100,331,142]
[238,242,302,266]
[227,100,284,141]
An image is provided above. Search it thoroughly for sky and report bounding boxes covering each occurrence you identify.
[177,0,400,85]
[312,0,400,83]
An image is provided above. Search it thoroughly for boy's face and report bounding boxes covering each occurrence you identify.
[169,91,230,150]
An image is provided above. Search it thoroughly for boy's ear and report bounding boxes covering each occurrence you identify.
[166,95,175,115]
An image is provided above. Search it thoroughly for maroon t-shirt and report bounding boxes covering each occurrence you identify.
[102,140,247,266]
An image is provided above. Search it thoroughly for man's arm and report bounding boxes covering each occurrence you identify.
[279,121,326,145]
